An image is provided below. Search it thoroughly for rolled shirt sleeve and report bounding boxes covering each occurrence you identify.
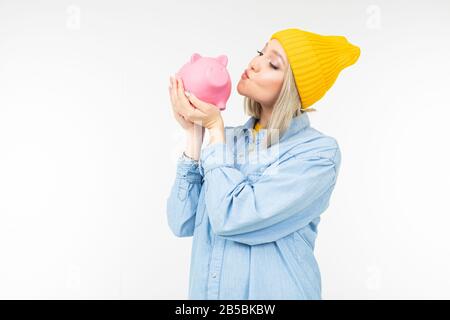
[199,142,340,246]
[166,156,203,237]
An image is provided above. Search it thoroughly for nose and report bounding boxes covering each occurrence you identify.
[250,53,268,73]
[249,59,260,73]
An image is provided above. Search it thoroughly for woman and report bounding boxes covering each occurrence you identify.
[166,28,360,299]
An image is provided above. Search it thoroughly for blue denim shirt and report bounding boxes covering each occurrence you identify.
[166,112,341,300]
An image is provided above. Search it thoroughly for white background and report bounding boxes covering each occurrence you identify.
[1,0,449,299]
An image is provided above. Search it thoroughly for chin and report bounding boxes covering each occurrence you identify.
[236,81,250,98]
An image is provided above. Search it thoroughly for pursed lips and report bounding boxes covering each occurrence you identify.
[241,69,250,79]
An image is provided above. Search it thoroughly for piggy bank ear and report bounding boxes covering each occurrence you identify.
[216,55,228,67]
[190,53,202,63]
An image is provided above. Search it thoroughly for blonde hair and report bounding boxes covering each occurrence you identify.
[243,63,316,149]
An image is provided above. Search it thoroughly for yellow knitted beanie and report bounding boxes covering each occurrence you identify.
[270,28,360,109]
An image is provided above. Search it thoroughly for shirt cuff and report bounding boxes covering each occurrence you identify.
[176,157,203,184]
[199,142,235,176]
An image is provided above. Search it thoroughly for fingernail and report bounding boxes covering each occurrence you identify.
[185,91,190,97]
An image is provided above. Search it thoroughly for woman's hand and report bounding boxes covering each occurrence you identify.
[169,75,225,146]
[169,76,196,132]
[169,75,206,160]
[171,76,224,130]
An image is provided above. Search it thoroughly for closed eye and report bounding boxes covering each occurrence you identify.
[256,50,279,70]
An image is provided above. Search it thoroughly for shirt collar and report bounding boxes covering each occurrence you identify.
[240,112,310,141]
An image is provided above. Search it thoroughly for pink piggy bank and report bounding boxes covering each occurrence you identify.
[175,53,232,111]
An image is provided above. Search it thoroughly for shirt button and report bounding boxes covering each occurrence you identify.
[211,272,217,278]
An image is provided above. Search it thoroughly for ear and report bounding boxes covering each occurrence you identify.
[190,53,202,63]
[216,55,228,67]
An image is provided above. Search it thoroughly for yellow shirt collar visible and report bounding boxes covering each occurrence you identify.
[253,120,263,133]
[252,120,264,140]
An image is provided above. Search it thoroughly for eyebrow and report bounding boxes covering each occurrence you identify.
[264,42,286,66]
